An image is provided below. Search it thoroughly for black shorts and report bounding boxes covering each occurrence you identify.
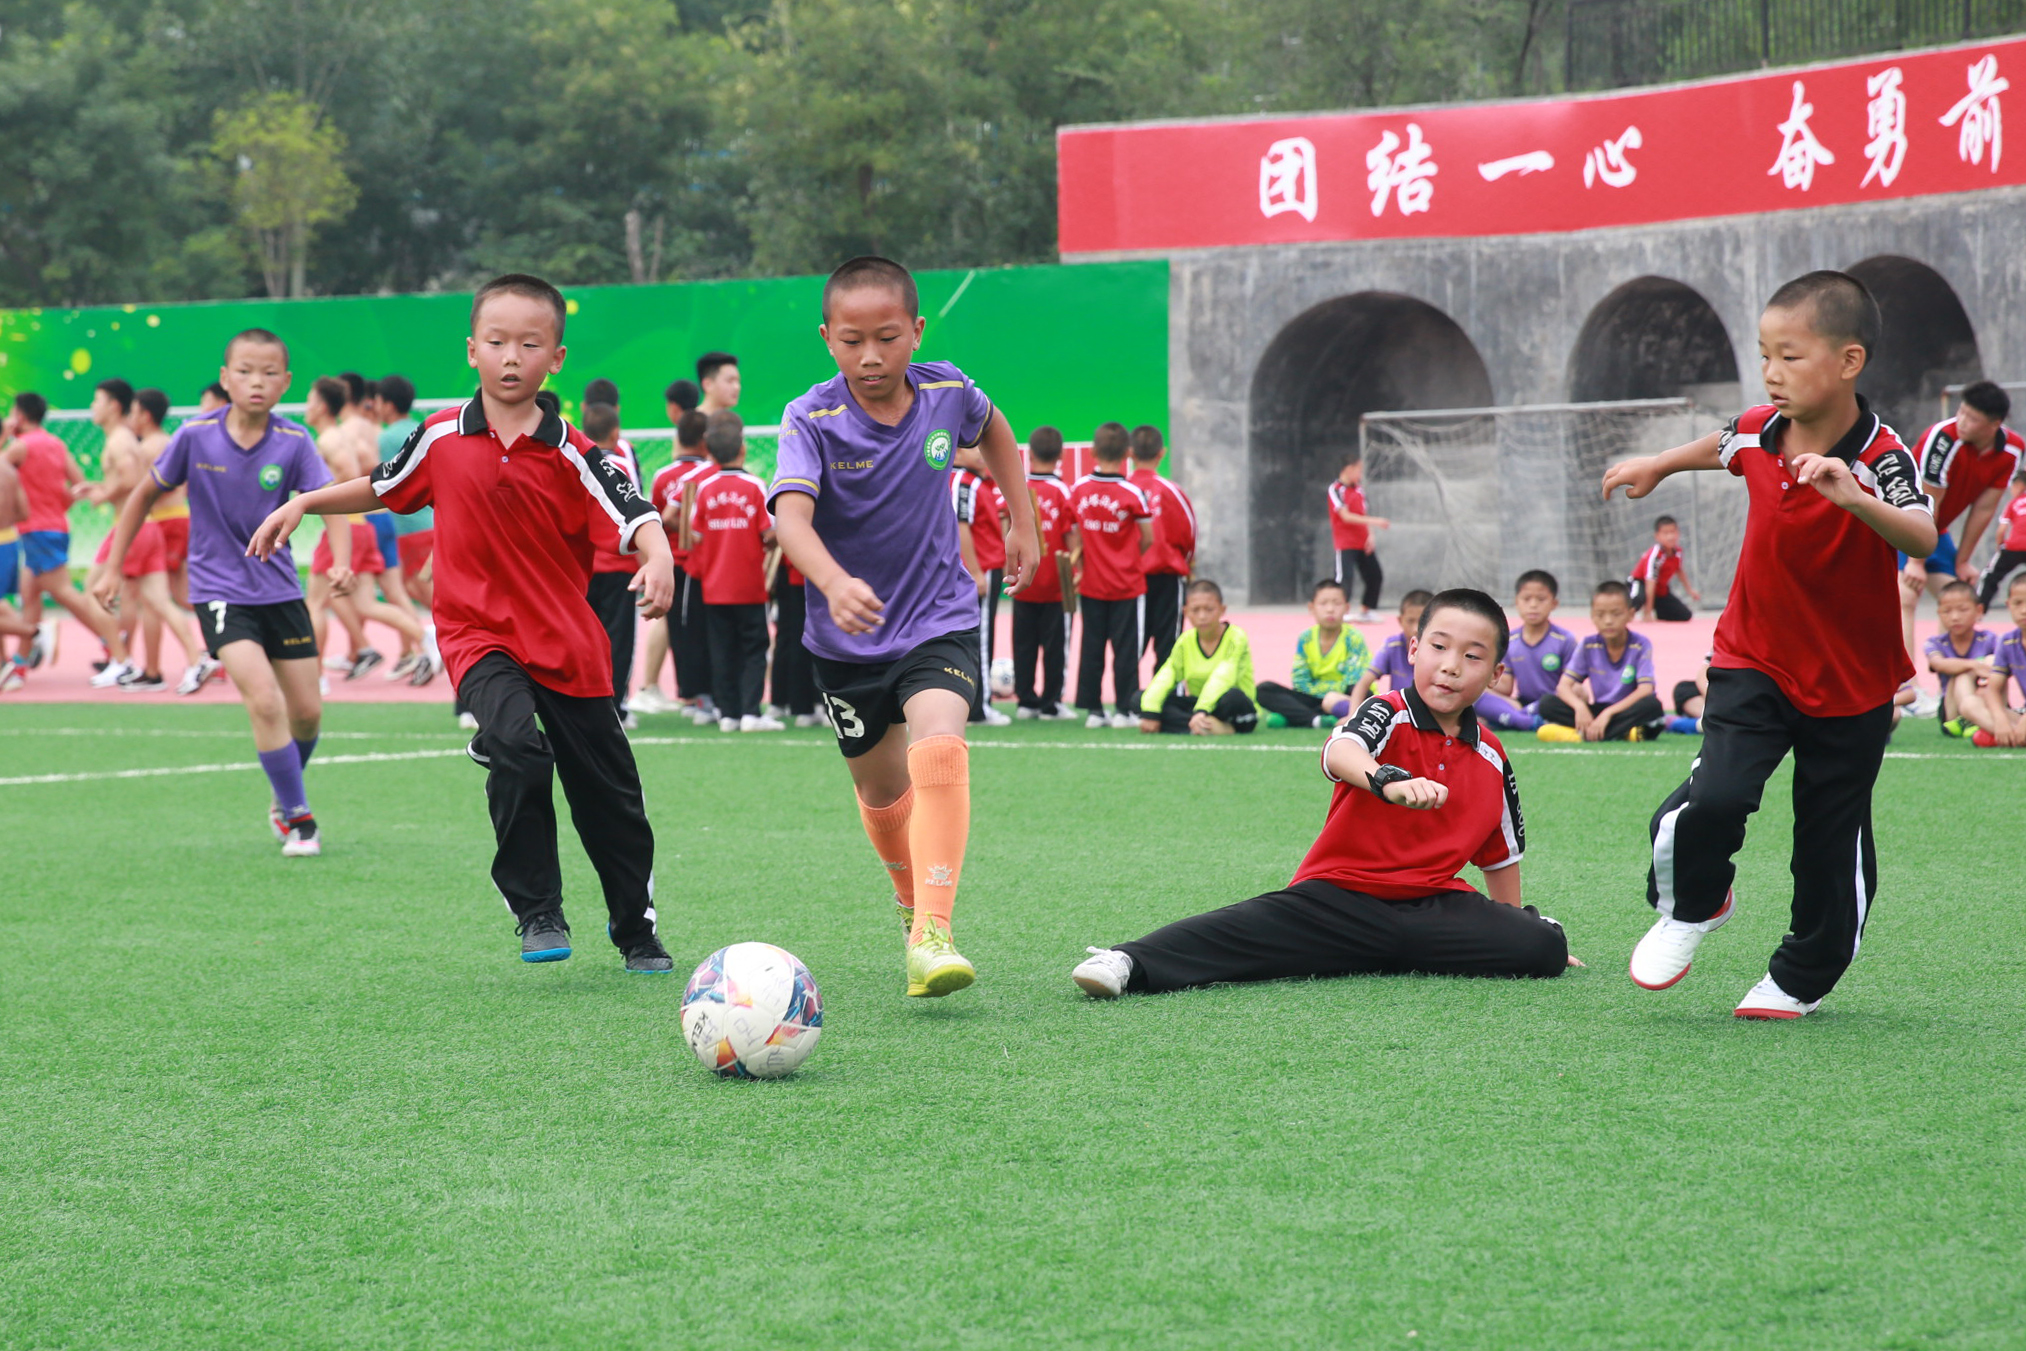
[196,597,317,661]
[811,629,982,758]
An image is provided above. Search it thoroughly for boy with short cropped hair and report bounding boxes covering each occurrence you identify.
[1073,587,1572,997]
[1629,515,1700,621]
[690,410,780,733]
[1605,270,1937,1019]
[1137,579,1257,735]
[1328,456,1389,621]
[697,352,740,414]
[0,453,38,688]
[1927,580,1998,736]
[1902,380,2021,682]
[1349,588,1431,704]
[1536,581,1663,742]
[4,390,129,672]
[252,275,679,970]
[1960,573,2026,746]
[1129,424,1197,667]
[1009,425,1076,719]
[1473,569,1571,733]
[1068,422,1153,728]
[769,255,1039,998]
[101,330,350,856]
[1256,577,1371,729]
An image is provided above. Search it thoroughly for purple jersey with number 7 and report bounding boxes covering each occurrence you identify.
[150,408,331,606]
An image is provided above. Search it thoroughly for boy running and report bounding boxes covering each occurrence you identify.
[768,256,1038,998]
[0,455,34,688]
[253,275,677,969]
[98,330,348,856]
[1604,271,1936,1019]
[5,392,129,672]
[1073,588,1572,997]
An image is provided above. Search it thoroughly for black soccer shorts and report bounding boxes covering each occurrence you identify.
[196,597,317,661]
[810,629,982,759]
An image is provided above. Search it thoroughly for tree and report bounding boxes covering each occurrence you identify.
[211,92,359,297]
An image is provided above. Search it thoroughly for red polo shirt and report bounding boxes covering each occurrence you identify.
[688,466,771,605]
[952,469,1006,571]
[1016,471,1074,605]
[1293,687,1524,901]
[1131,467,1197,577]
[1711,400,1927,716]
[1067,470,1152,601]
[588,436,642,576]
[1630,543,1683,597]
[651,453,713,570]
[372,395,655,698]
[1327,480,1369,552]
[1912,416,2024,533]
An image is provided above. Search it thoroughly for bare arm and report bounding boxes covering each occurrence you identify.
[773,490,884,635]
[1954,486,2003,580]
[246,477,382,559]
[1603,430,1725,500]
[1335,509,1390,527]
[975,410,1038,591]
[626,520,675,620]
[1482,861,1522,908]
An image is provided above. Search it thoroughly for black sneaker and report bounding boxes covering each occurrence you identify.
[622,935,674,974]
[518,910,572,963]
[346,648,385,681]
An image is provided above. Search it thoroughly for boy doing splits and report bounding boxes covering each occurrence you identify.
[1074,589,1574,998]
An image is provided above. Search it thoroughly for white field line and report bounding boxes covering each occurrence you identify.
[2,734,2015,788]
[0,727,463,741]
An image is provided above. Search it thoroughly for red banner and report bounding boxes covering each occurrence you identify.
[1058,38,2025,253]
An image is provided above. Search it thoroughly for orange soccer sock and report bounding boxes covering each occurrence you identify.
[856,785,917,916]
[905,735,970,941]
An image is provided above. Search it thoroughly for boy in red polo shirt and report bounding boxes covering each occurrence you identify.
[1328,456,1389,621]
[1604,271,1936,1020]
[252,274,679,971]
[688,411,781,732]
[1068,422,1153,728]
[952,461,1010,725]
[1009,426,1076,719]
[582,401,642,719]
[1129,424,1197,668]
[1072,588,1572,997]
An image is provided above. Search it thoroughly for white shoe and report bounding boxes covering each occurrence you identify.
[387,652,421,681]
[457,711,480,731]
[793,713,823,728]
[322,653,355,674]
[1908,685,1941,719]
[176,657,221,695]
[718,716,739,732]
[741,714,785,732]
[1040,707,1078,721]
[979,705,1011,726]
[1084,712,1108,730]
[1628,890,1735,990]
[691,707,718,727]
[627,687,665,714]
[0,661,23,693]
[764,703,786,719]
[1734,974,1821,1020]
[89,659,134,688]
[281,821,322,857]
[1108,712,1140,730]
[319,675,330,695]
[1072,947,1134,998]
[29,618,59,668]
[621,712,639,731]
[1015,706,1040,720]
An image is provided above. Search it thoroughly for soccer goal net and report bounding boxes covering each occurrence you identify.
[1359,397,1744,608]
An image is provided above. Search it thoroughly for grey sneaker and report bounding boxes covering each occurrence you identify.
[622,936,674,973]
[1072,946,1134,998]
[518,910,572,963]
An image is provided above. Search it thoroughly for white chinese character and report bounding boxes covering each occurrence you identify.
[1940,54,2008,172]
[1769,81,1835,191]
[1258,137,1319,222]
[1365,123,1437,218]
[1582,126,1642,188]
[1476,150,1554,182]
[1862,67,1907,188]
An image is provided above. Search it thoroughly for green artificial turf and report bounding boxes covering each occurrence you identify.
[1,703,2021,1348]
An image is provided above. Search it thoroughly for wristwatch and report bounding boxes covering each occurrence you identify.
[1367,764,1412,800]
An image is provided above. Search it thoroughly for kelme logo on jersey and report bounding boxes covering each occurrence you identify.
[258,464,283,490]
[923,428,954,471]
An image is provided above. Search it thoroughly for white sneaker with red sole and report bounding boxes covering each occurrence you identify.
[1628,890,1735,990]
[1734,974,1820,1020]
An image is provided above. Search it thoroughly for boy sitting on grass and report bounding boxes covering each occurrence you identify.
[1137,579,1258,735]
[1348,588,1431,704]
[1536,580,1664,742]
[1949,572,2026,747]
[1076,587,1576,998]
[1928,579,1998,736]
[1256,577,1370,729]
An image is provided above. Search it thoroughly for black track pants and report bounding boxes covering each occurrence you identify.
[1076,594,1143,715]
[586,570,638,715]
[705,602,768,722]
[1011,598,1068,713]
[670,569,714,700]
[1537,692,1665,740]
[1143,572,1185,668]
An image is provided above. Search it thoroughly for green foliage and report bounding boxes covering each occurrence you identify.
[212,92,360,297]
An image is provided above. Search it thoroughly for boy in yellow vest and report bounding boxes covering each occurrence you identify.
[1257,577,1371,728]
[1138,579,1258,734]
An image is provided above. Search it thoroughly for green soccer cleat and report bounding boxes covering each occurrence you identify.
[905,916,976,998]
[1941,717,1971,739]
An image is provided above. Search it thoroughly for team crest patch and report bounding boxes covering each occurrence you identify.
[923,428,954,471]
[1542,654,1560,672]
[258,464,283,490]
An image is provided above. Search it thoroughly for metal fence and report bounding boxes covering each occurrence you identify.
[1566,0,2026,90]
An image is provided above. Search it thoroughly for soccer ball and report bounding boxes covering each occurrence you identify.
[990,655,1015,699]
[680,942,824,1079]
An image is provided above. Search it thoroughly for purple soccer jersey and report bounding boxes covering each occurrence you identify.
[1505,622,1578,706]
[1923,628,2000,696]
[1369,633,1414,689]
[1565,630,1657,705]
[151,409,331,605]
[1993,628,2026,705]
[767,361,993,663]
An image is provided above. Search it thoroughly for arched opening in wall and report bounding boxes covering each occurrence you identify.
[1845,256,1982,437]
[1568,276,1740,408]
[1247,293,1492,604]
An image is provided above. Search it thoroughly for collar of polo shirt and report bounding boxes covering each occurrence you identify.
[1761,393,1880,465]
[1400,683,1481,745]
[459,388,568,447]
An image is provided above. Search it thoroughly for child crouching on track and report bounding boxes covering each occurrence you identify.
[1074,587,1575,998]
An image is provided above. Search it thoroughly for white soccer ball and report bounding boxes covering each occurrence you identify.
[990,655,1015,699]
[680,942,824,1080]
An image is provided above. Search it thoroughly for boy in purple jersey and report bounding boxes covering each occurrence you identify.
[95,329,352,856]
[1348,589,1430,704]
[1964,574,2026,746]
[1537,580,1664,741]
[1477,569,1575,731]
[769,257,1039,999]
[1927,579,2000,735]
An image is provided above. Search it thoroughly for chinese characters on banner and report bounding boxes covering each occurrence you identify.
[1058,37,2024,253]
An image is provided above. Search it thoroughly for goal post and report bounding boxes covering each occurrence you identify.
[1358,397,1744,608]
